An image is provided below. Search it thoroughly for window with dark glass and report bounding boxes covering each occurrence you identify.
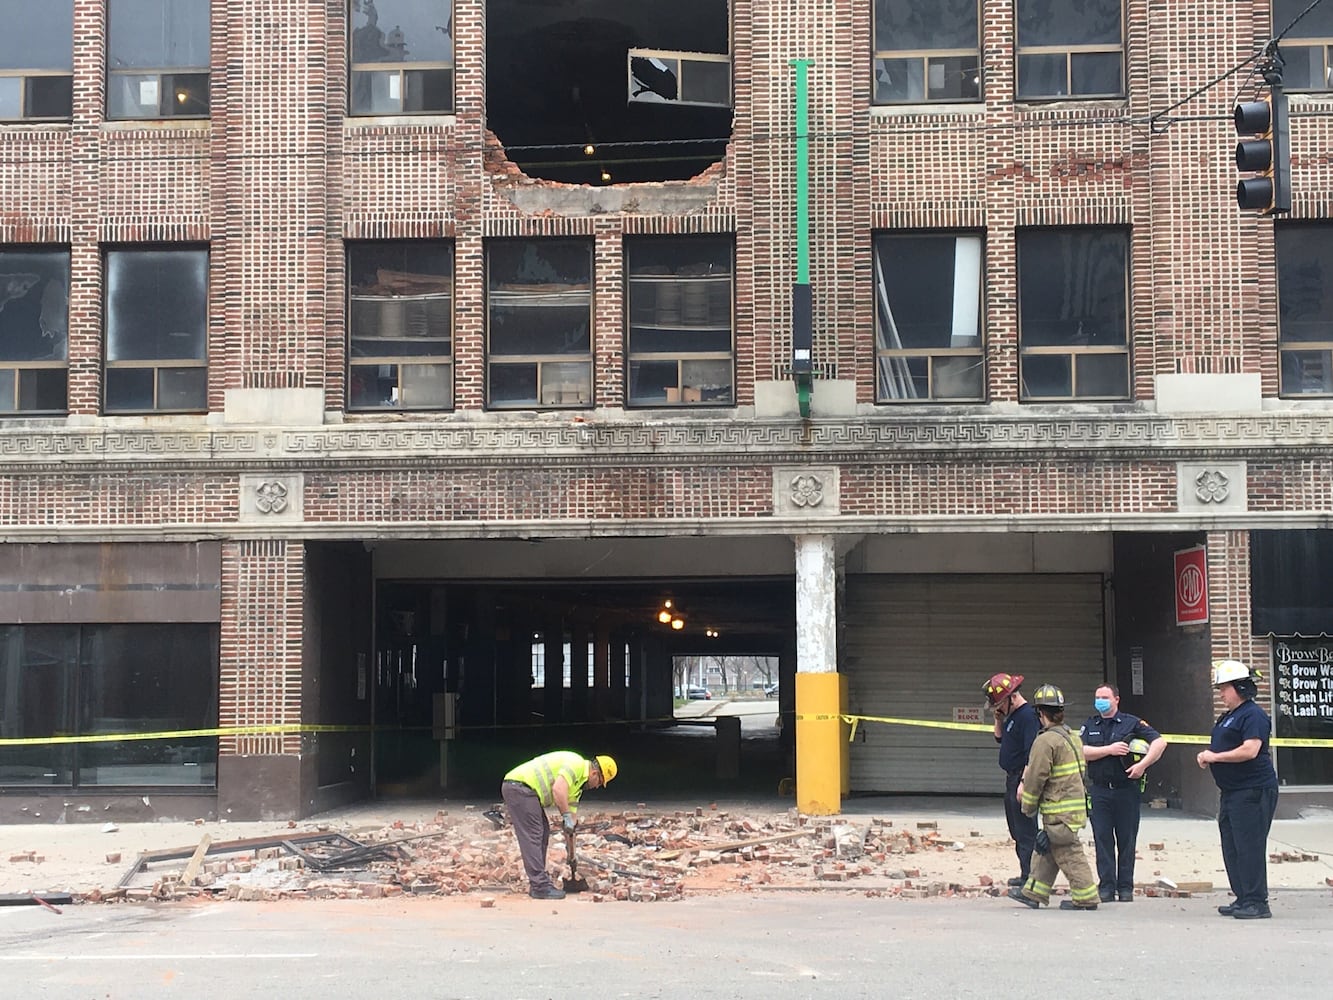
[348,242,454,410]
[0,623,218,788]
[874,232,984,402]
[1277,224,1333,397]
[487,239,593,409]
[1017,228,1129,401]
[873,0,980,104]
[626,237,733,407]
[350,0,454,115]
[104,248,208,413]
[0,0,72,121]
[0,249,69,415]
[1276,0,1333,91]
[1016,0,1123,99]
[107,0,210,119]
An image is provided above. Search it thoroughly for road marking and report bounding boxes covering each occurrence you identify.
[0,953,319,961]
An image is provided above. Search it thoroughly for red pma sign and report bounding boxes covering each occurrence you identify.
[1174,546,1209,626]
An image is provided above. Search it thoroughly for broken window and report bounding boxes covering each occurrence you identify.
[487,0,732,184]
[626,236,733,406]
[1017,228,1129,401]
[349,0,454,115]
[1275,0,1333,91]
[0,249,69,415]
[0,0,72,121]
[1277,224,1333,397]
[107,0,211,119]
[874,233,984,402]
[873,0,980,104]
[348,242,454,410]
[104,248,209,413]
[627,51,730,107]
[1016,0,1123,99]
[486,239,593,409]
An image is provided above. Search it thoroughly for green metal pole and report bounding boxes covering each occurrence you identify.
[793,59,811,285]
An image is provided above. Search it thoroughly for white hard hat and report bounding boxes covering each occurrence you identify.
[1211,659,1251,686]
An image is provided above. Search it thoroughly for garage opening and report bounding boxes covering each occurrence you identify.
[366,578,791,799]
[486,0,733,184]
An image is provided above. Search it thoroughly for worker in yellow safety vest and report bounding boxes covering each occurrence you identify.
[1010,685,1101,911]
[501,750,618,899]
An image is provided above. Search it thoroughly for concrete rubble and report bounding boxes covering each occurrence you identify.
[6,800,1331,907]
[35,806,1045,906]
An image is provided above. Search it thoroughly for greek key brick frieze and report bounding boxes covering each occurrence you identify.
[4,414,1333,469]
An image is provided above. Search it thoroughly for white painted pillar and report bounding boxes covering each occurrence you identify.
[794,534,844,814]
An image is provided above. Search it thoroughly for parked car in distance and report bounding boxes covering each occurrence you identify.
[763,683,778,698]
[685,685,711,700]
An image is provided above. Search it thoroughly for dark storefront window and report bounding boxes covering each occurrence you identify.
[1250,531,1333,786]
[0,623,218,787]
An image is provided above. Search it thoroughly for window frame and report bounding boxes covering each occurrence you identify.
[348,0,455,116]
[485,238,595,411]
[873,230,986,403]
[871,0,982,105]
[1015,0,1125,101]
[1016,227,1131,402]
[346,240,455,411]
[0,246,70,416]
[103,245,210,415]
[105,0,211,120]
[1273,0,1333,92]
[0,0,73,122]
[625,235,735,408]
[1277,223,1333,398]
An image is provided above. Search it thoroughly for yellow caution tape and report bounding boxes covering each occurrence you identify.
[792,713,1333,749]
[0,714,697,747]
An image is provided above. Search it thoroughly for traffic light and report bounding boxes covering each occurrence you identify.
[1234,85,1290,214]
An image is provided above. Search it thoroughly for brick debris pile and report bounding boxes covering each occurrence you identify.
[79,806,1026,905]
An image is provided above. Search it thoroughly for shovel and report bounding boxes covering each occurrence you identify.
[562,828,590,894]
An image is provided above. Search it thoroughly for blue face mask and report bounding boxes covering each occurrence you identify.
[1094,697,1112,714]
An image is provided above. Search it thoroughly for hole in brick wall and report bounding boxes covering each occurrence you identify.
[487,0,733,185]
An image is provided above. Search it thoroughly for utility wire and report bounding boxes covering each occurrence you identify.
[1149,0,1329,134]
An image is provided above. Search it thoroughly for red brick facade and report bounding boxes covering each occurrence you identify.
[2,2,1332,816]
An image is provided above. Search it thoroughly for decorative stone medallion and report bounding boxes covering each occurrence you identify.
[239,473,304,523]
[774,466,839,516]
[1176,462,1246,513]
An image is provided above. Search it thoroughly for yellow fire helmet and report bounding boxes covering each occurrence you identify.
[594,755,618,784]
[1127,738,1150,758]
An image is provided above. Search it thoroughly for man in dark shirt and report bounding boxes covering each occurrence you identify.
[985,672,1040,886]
[1079,683,1167,901]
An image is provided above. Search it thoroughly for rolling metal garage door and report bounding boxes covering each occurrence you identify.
[844,574,1106,794]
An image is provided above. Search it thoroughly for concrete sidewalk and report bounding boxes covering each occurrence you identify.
[2,794,1331,897]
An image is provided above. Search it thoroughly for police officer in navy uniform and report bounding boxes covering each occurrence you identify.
[1079,683,1167,902]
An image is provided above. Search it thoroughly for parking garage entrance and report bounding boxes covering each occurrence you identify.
[362,577,796,801]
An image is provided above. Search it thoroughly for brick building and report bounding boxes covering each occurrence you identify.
[2,1,1331,823]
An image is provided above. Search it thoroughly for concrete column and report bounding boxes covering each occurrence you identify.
[794,534,844,815]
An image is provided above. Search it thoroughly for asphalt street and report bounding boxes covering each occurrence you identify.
[2,889,1327,999]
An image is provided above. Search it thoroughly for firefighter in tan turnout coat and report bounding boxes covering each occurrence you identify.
[1009,684,1101,911]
